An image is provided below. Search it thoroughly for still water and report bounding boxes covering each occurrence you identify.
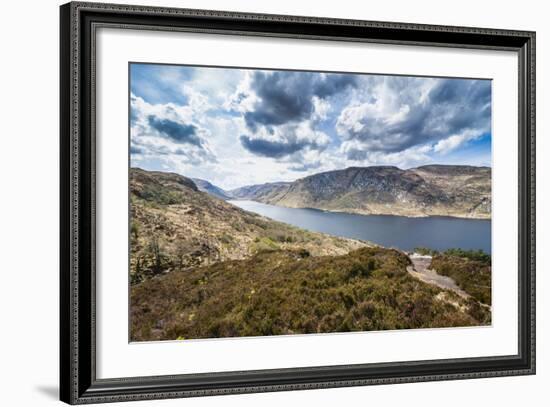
[229,200,491,253]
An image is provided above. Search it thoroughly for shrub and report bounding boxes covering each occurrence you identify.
[130,247,489,341]
[430,253,491,305]
[414,247,439,256]
[443,248,490,264]
[347,259,376,279]
[219,234,233,245]
[130,222,139,241]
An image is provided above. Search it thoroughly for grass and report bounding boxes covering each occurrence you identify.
[250,237,280,253]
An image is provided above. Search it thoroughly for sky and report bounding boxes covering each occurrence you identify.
[130,63,492,190]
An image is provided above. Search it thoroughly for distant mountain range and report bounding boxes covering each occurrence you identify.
[193,165,491,219]
[192,178,233,200]
[229,181,291,202]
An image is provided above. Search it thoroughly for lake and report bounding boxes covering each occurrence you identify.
[229,200,491,253]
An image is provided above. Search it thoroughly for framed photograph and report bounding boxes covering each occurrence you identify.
[60,1,535,404]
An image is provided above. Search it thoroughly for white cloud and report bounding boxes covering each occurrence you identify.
[130,94,216,165]
[433,129,484,154]
[336,76,491,155]
[222,70,257,113]
[341,140,433,169]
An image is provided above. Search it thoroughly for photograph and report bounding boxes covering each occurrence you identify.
[55,2,536,403]
[129,63,493,342]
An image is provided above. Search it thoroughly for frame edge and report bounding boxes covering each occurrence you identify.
[60,1,536,404]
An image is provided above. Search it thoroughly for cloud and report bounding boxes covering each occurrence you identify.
[147,116,202,146]
[129,64,492,188]
[231,70,355,161]
[336,77,491,158]
[433,129,484,154]
[130,145,144,155]
[243,71,357,130]
[239,121,330,159]
[288,161,322,172]
[130,94,216,165]
[342,141,433,169]
[240,136,311,158]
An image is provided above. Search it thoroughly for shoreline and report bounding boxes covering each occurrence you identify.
[228,198,492,221]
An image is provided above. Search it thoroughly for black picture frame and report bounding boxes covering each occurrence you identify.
[60,2,536,404]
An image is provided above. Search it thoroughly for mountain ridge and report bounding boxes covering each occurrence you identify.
[229,164,491,219]
[149,164,491,219]
[192,178,232,200]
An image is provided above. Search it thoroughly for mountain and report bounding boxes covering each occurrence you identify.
[233,165,491,219]
[129,168,490,341]
[129,168,367,284]
[229,181,291,202]
[191,178,232,200]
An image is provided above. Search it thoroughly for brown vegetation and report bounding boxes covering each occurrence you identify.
[131,247,489,341]
[129,168,491,341]
[130,168,367,284]
[429,250,491,305]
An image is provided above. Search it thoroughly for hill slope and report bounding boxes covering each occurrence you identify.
[130,168,368,284]
[233,165,491,219]
[191,178,232,200]
[229,181,291,202]
[131,246,490,341]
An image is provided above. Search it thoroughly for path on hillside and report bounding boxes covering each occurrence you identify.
[406,254,470,299]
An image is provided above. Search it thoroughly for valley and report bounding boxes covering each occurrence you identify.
[130,167,491,341]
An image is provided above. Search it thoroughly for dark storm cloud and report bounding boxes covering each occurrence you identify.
[240,135,316,158]
[338,78,491,156]
[314,75,358,98]
[244,71,358,131]
[147,116,203,147]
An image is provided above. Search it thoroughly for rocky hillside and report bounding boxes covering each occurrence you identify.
[192,178,232,200]
[233,165,491,219]
[229,181,291,202]
[130,168,368,284]
[131,246,490,341]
